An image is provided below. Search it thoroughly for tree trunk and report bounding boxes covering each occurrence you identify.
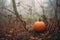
[12,0,20,20]
[55,0,58,20]
[12,0,27,31]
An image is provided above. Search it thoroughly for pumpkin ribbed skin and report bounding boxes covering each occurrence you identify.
[33,21,46,32]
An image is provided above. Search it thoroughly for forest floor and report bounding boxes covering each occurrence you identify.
[0,18,60,40]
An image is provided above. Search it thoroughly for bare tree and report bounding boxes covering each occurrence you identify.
[12,0,27,31]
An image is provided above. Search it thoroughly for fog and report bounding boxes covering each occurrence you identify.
[0,0,60,23]
[4,0,56,18]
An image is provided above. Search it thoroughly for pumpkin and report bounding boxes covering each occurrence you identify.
[33,21,46,32]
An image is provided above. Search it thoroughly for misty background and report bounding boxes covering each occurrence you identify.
[0,0,60,26]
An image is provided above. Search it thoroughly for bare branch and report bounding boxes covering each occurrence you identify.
[1,7,15,14]
[12,0,28,31]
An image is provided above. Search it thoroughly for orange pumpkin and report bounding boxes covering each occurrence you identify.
[33,21,46,32]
